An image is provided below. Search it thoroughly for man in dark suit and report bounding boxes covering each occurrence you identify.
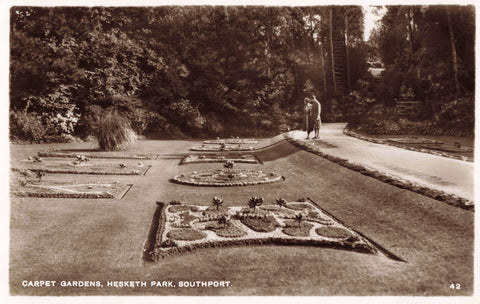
[311,95,321,139]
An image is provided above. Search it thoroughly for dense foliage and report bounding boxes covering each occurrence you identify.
[10,6,474,142]
[10,6,365,142]
[355,5,475,136]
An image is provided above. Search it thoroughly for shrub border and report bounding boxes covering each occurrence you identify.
[343,127,473,162]
[284,134,473,211]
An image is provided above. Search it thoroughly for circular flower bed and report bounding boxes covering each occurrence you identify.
[172,169,284,186]
[166,228,207,241]
[315,227,353,239]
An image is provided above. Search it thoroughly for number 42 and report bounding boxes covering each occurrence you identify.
[449,283,461,290]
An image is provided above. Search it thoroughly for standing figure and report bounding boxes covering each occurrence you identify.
[304,98,313,139]
[311,95,322,139]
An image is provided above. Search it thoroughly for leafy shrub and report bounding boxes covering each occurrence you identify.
[9,110,46,143]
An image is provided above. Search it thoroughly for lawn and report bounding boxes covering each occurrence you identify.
[9,137,473,296]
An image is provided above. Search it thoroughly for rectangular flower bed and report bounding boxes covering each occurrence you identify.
[13,182,133,199]
[38,150,158,160]
[21,158,151,175]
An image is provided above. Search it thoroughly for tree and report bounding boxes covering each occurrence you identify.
[248,197,264,210]
[276,198,287,210]
[212,197,224,211]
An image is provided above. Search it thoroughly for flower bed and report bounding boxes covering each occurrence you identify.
[282,221,314,237]
[21,158,151,175]
[240,216,279,232]
[191,145,255,152]
[171,169,284,187]
[203,139,258,145]
[205,222,247,238]
[13,181,132,199]
[315,227,354,239]
[180,154,261,165]
[38,150,158,160]
[148,199,381,261]
[343,127,473,162]
[387,137,443,145]
[167,228,207,241]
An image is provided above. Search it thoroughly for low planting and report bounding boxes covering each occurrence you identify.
[205,221,247,238]
[315,227,354,239]
[172,169,283,187]
[203,138,259,145]
[166,228,207,241]
[240,216,279,232]
[180,154,261,165]
[20,158,151,176]
[12,179,132,199]
[38,150,158,160]
[344,128,473,162]
[282,221,313,237]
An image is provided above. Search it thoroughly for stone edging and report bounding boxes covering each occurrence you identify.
[284,134,473,211]
[343,127,473,162]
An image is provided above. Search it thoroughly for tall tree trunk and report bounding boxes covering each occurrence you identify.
[407,8,414,54]
[329,8,337,95]
[319,40,327,93]
[344,14,351,93]
[446,6,461,96]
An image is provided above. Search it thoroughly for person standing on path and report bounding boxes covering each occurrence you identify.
[311,95,322,139]
[304,98,313,139]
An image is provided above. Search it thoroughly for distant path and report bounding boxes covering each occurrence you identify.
[290,123,474,201]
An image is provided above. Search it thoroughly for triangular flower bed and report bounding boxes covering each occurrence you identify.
[148,199,382,261]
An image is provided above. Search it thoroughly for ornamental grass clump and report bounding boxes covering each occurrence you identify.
[93,109,137,151]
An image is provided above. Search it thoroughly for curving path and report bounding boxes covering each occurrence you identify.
[290,123,474,201]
